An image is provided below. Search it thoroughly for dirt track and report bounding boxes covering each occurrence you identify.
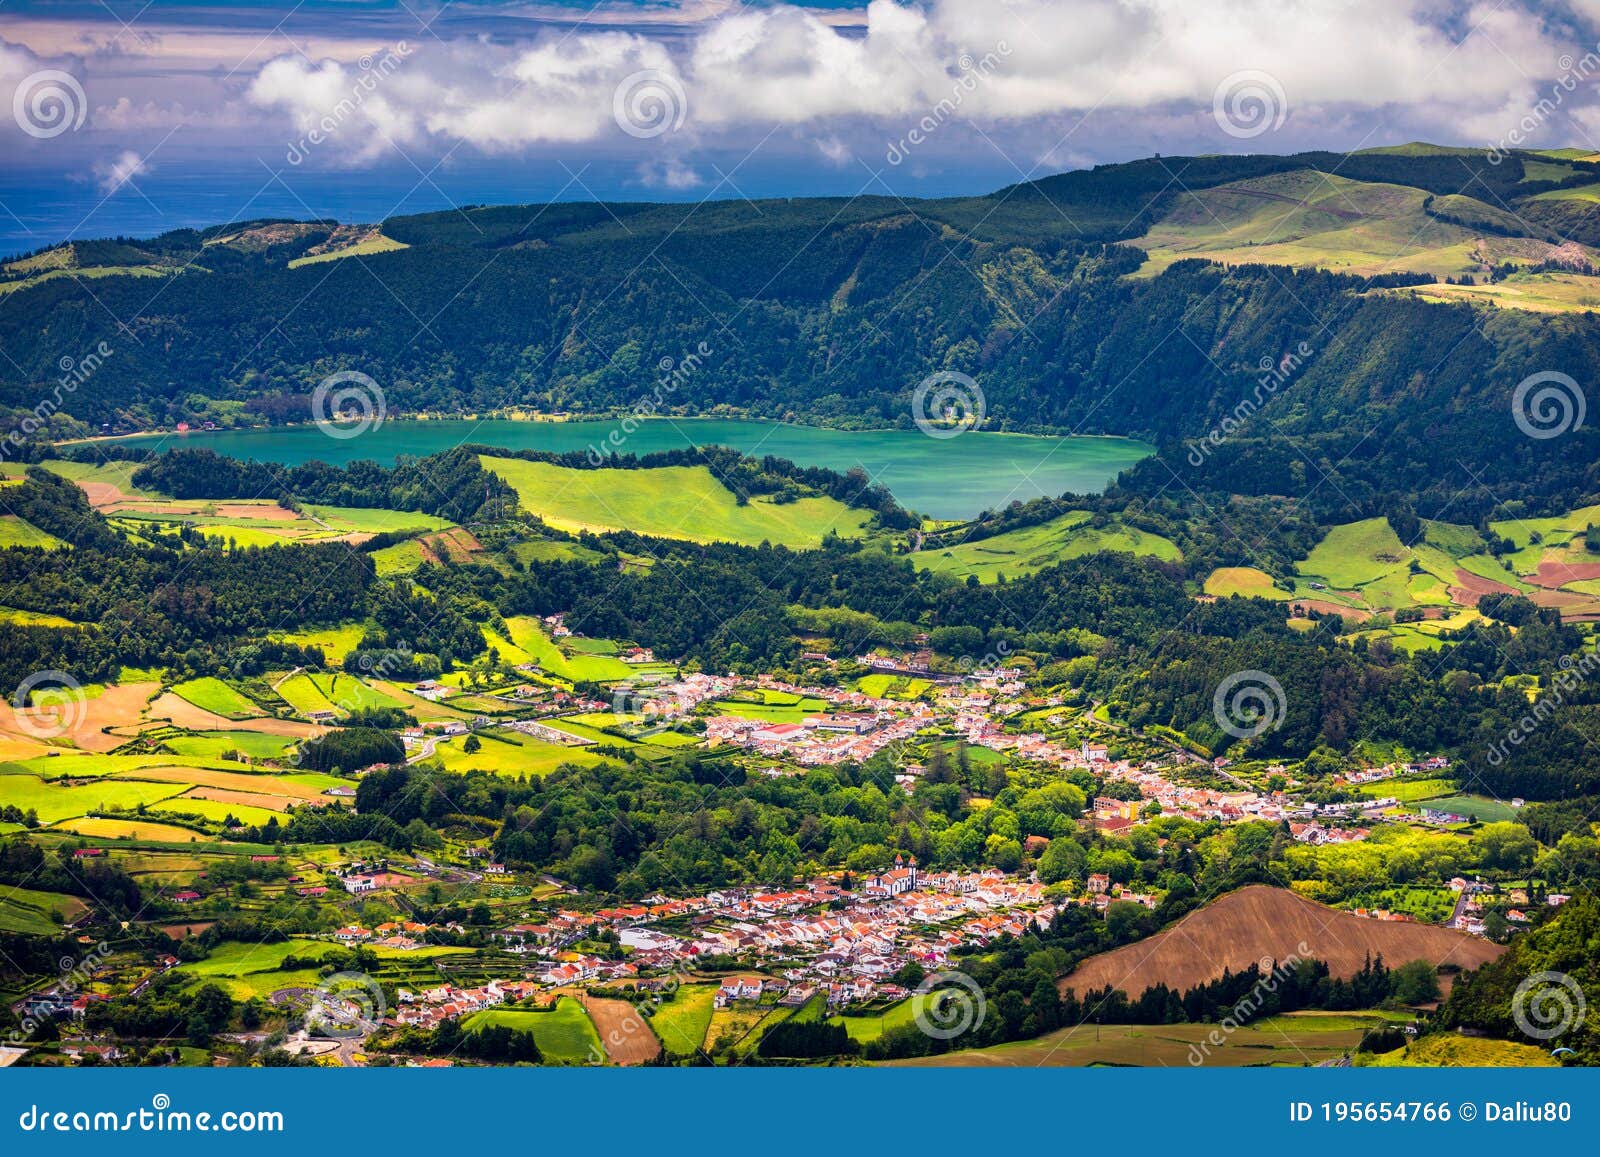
[1060,885,1502,999]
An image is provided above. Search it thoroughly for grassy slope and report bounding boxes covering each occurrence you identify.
[917,512,1178,583]
[1132,171,1486,278]
[482,457,873,547]
[286,234,408,268]
[0,516,65,549]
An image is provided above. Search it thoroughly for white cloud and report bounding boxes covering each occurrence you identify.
[227,0,1598,162]
[636,157,703,188]
[94,148,147,193]
[11,2,1600,167]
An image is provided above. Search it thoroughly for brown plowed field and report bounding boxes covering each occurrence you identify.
[1059,885,1501,998]
[1448,568,1518,606]
[581,994,662,1065]
[147,692,323,737]
[1526,559,1600,588]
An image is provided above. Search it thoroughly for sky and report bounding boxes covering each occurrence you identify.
[3,0,1600,255]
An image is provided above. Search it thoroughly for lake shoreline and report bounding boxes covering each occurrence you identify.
[64,415,1156,521]
[58,410,1154,449]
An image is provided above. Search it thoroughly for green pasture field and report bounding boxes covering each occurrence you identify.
[647,984,718,1056]
[152,796,282,828]
[170,678,259,718]
[0,516,64,549]
[829,997,920,1043]
[856,674,932,699]
[917,511,1178,583]
[1130,170,1501,281]
[286,233,408,268]
[707,699,827,723]
[433,731,610,777]
[482,457,874,548]
[1415,794,1520,823]
[501,617,635,681]
[1299,518,1411,589]
[0,886,86,934]
[36,458,162,499]
[464,998,602,1064]
[176,939,340,977]
[0,774,190,824]
[268,623,369,663]
[162,732,298,760]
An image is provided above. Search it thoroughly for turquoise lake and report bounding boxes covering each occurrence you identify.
[120,419,1154,520]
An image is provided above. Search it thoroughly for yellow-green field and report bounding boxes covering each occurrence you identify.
[287,233,408,268]
[0,516,64,549]
[916,512,1179,583]
[463,998,602,1064]
[482,457,874,547]
[432,730,612,777]
[171,678,260,719]
[1204,566,1291,600]
[1131,170,1588,290]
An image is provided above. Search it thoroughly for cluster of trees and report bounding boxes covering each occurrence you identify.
[0,841,141,913]
[378,1016,543,1063]
[296,728,404,774]
[1439,896,1598,1062]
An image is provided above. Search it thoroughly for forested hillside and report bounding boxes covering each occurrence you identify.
[4,148,1600,519]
